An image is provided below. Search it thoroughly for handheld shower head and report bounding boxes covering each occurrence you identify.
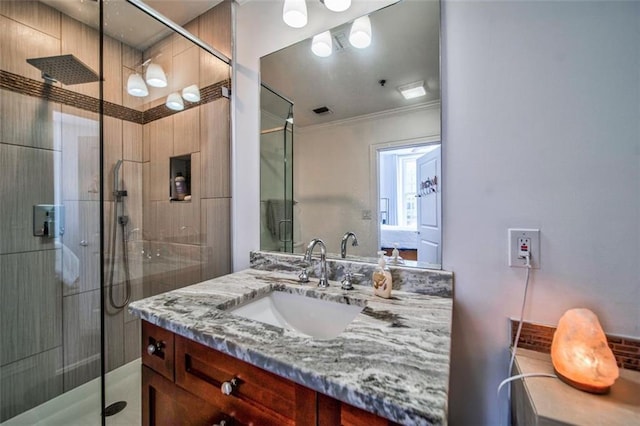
[113,160,127,198]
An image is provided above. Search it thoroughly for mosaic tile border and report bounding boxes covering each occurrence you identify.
[0,70,230,125]
[511,320,640,372]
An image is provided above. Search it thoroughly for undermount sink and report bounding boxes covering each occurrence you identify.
[227,290,364,339]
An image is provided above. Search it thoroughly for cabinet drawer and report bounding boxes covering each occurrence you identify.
[142,365,232,426]
[142,321,175,381]
[175,335,296,425]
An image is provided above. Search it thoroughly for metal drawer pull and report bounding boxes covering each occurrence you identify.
[220,378,238,395]
[147,341,164,355]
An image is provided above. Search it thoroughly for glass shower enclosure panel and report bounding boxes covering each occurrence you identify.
[260,85,295,253]
[1,0,232,424]
[0,0,102,422]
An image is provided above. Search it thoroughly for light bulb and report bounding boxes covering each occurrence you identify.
[323,0,351,12]
[311,31,332,57]
[181,85,200,102]
[349,15,372,49]
[145,63,167,88]
[166,92,184,111]
[127,73,148,97]
[283,0,307,28]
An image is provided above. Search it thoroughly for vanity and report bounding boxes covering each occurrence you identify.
[129,253,453,425]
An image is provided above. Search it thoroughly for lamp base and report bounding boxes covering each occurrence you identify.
[553,367,611,394]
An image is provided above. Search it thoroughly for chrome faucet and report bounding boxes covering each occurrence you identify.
[304,238,329,288]
[340,231,359,258]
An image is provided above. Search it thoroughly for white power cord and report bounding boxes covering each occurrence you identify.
[497,252,557,424]
[508,253,531,376]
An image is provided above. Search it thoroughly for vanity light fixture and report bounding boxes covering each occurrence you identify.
[166,92,184,111]
[398,81,427,100]
[322,0,351,12]
[181,84,201,102]
[349,15,372,49]
[283,0,352,28]
[283,0,308,28]
[145,62,167,88]
[127,73,148,97]
[311,31,333,57]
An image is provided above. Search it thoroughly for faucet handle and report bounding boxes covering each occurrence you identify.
[341,272,365,290]
[298,268,310,283]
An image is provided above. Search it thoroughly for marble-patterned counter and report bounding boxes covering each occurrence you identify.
[129,267,452,425]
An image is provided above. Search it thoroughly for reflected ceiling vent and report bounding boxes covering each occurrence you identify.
[333,32,350,52]
[312,106,333,115]
[26,54,100,85]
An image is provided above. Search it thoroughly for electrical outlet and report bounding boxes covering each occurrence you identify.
[508,228,540,268]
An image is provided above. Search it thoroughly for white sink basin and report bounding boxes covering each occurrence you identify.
[227,290,364,339]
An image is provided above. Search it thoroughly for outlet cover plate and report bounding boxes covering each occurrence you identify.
[508,228,540,268]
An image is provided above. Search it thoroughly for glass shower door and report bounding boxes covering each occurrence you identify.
[0,0,103,423]
[260,85,295,253]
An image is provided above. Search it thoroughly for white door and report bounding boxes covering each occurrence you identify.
[416,146,441,265]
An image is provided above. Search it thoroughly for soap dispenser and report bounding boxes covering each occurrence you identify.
[390,243,404,265]
[372,250,392,299]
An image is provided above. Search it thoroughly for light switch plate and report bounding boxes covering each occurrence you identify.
[508,228,540,268]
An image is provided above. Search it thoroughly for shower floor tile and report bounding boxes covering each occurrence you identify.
[1,358,141,426]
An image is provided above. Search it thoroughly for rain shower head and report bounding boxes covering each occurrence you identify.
[26,54,100,85]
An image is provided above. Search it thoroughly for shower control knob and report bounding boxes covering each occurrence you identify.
[80,240,88,246]
[220,378,238,396]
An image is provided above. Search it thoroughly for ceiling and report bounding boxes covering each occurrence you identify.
[260,0,440,127]
[40,0,223,50]
[37,0,440,127]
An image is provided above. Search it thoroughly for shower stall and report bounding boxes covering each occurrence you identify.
[260,85,296,253]
[0,0,232,424]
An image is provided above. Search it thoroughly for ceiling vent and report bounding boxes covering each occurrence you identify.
[333,32,350,52]
[312,106,333,115]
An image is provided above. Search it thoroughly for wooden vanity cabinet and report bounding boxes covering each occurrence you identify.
[141,321,398,426]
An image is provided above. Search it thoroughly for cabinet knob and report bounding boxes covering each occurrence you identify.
[220,378,238,396]
[147,341,163,355]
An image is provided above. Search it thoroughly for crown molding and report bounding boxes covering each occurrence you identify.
[296,100,441,133]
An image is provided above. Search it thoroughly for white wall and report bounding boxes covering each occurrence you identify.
[294,105,440,256]
[234,0,396,270]
[235,1,640,425]
[442,1,640,425]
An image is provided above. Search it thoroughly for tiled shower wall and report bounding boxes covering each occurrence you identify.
[0,0,232,421]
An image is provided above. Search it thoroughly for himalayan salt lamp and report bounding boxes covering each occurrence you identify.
[551,308,619,394]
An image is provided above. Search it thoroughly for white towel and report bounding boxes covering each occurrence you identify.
[56,244,80,287]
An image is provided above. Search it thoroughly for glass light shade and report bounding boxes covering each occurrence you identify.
[127,73,148,97]
[283,0,307,28]
[323,0,351,12]
[145,63,167,88]
[311,31,333,57]
[182,84,201,102]
[349,15,372,49]
[166,92,184,111]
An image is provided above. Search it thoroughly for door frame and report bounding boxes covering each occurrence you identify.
[369,135,441,254]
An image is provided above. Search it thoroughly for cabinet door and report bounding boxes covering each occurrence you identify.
[175,335,297,425]
[142,365,231,426]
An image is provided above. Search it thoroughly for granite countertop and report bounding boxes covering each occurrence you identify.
[129,268,452,425]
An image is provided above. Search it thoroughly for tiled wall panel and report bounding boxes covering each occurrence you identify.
[0,250,62,366]
[0,143,60,254]
[0,347,63,422]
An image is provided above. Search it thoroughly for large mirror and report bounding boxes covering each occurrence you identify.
[260,0,441,269]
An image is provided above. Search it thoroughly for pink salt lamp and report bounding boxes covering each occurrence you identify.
[551,308,619,394]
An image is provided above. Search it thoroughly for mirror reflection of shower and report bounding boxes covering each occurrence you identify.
[108,159,131,311]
